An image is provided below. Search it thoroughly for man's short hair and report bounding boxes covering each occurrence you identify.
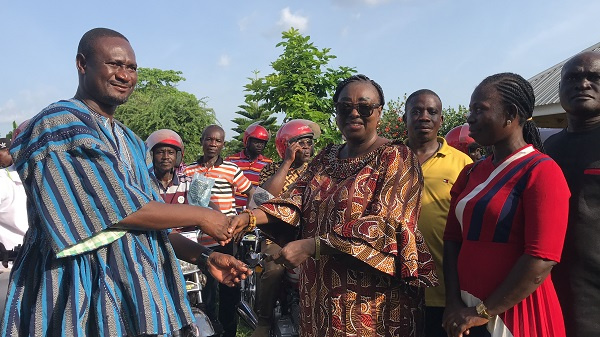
[468,142,482,151]
[406,89,442,109]
[78,28,128,59]
[202,125,225,139]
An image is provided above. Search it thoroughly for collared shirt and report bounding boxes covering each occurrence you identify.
[184,156,252,246]
[157,173,192,205]
[406,136,472,307]
[226,151,272,209]
[0,165,28,250]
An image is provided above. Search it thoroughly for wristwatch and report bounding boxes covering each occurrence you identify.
[197,248,214,271]
[475,301,493,320]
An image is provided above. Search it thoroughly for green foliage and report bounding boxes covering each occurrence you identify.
[439,105,469,136]
[116,68,217,163]
[378,96,468,140]
[378,96,407,140]
[4,121,17,140]
[248,28,355,153]
[225,71,279,159]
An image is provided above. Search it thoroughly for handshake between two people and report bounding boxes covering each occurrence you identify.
[201,209,317,271]
[182,207,316,286]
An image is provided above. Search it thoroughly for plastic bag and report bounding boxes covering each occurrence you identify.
[188,173,215,207]
[248,186,274,209]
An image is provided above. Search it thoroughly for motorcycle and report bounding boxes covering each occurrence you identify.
[235,230,300,337]
[236,228,261,330]
[178,230,216,337]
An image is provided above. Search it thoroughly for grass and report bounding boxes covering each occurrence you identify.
[236,320,253,337]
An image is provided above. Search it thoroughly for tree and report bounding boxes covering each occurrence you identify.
[224,71,279,159]
[378,96,468,140]
[4,121,17,140]
[378,96,407,140]
[253,28,355,152]
[439,105,469,136]
[116,68,217,163]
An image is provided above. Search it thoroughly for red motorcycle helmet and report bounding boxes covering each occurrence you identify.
[146,129,184,166]
[275,119,321,159]
[243,123,270,146]
[445,124,475,155]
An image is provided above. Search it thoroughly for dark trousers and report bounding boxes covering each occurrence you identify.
[255,242,286,324]
[425,306,446,337]
[202,241,239,337]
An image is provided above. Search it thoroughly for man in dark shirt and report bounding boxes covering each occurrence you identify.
[545,51,600,337]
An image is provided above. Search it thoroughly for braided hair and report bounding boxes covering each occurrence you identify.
[333,74,385,106]
[478,72,544,153]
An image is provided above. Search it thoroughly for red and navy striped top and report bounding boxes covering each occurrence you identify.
[225,151,272,209]
[444,145,570,337]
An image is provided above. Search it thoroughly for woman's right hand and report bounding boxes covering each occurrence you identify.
[197,208,232,244]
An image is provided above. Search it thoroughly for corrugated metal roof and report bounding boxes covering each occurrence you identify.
[529,42,600,106]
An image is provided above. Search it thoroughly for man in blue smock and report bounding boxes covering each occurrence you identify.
[1,28,250,337]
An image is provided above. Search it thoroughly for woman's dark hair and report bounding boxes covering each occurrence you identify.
[478,72,544,153]
[333,74,385,106]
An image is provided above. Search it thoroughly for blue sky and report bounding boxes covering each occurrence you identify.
[2,0,599,139]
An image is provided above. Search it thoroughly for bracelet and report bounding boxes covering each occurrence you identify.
[242,209,257,231]
[314,236,321,261]
[197,247,214,270]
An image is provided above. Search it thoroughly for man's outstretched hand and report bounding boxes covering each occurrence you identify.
[206,252,252,287]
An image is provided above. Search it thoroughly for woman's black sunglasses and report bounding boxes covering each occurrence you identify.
[335,102,381,117]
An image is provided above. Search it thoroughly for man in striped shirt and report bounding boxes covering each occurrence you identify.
[184,124,253,337]
[226,123,272,212]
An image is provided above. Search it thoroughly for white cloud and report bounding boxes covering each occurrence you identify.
[238,15,253,32]
[218,54,231,67]
[363,0,390,5]
[277,7,309,32]
[331,0,391,7]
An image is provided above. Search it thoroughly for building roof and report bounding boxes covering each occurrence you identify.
[529,42,600,107]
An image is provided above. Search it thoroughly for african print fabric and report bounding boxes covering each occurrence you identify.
[444,145,569,337]
[258,161,308,192]
[259,141,437,337]
[2,99,193,336]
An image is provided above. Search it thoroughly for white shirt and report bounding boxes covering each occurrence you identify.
[0,166,28,250]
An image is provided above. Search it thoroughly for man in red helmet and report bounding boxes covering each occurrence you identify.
[249,119,319,337]
[147,129,191,205]
[226,123,273,213]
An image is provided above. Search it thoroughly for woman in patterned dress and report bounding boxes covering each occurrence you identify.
[231,74,437,337]
[442,73,569,337]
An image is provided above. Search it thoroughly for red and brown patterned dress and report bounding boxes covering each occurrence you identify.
[259,141,437,337]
